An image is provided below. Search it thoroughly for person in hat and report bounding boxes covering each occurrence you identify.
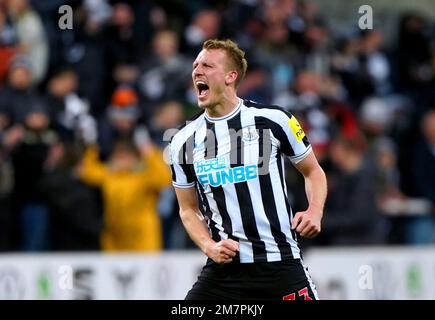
[97,85,148,160]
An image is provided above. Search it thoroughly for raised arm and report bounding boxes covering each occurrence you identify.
[174,186,239,264]
[78,145,107,187]
[140,143,172,191]
[291,151,327,238]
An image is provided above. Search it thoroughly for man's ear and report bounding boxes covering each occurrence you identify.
[225,70,238,86]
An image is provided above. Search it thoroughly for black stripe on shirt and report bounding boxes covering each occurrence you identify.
[255,120,294,259]
[206,120,234,236]
[227,112,267,262]
[276,153,299,243]
[197,184,221,242]
[170,164,177,182]
[302,135,310,148]
[254,116,296,157]
[178,135,196,183]
[204,120,216,160]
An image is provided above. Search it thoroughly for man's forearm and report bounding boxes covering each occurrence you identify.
[179,208,214,254]
[304,166,327,218]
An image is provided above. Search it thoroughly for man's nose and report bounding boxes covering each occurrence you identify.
[193,66,203,77]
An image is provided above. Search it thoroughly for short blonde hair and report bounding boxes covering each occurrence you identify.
[202,39,248,88]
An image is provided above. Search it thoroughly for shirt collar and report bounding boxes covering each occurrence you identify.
[204,98,242,122]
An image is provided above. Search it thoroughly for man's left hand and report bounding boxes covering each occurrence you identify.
[291,209,322,239]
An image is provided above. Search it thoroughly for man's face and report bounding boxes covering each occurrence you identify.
[329,141,349,170]
[111,116,135,133]
[25,112,49,131]
[192,49,232,109]
[9,67,32,90]
[111,150,138,172]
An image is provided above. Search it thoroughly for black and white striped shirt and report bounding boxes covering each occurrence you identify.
[169,98,312,263]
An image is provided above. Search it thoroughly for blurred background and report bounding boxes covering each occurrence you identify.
[0,0,434,299]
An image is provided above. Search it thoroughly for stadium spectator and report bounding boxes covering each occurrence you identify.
[149,100,184,148]
[39,142,103,251]
[0,56,44,126]
[97,84,147,160]
[65,0,109,117]
[277,70,334,161]
[359,96,395,141]
[360,29,392,94]
[237,61,272,104]
[45,66,96,143]
[6,0,48,85]
[374,137,433,244]
[412,110,435,205]
[104,2,140,69]
[319,132,387,245]
[3,100,58,251]
[396,12,435,115]
[330,31,360,97]
[138,29,192,118]
[0,5,19,85]
[300,21,331,75]
[0,145,13,251]
[183,9,221,55]
[79,137,171,252]
[410,109,435,243]
[104,2,141,95]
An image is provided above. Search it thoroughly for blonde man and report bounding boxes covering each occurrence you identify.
[170,39,327,300]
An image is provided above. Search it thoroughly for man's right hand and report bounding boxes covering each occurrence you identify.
[205,239,239,264]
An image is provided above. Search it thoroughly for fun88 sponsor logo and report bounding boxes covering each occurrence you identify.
[195,156,258,187]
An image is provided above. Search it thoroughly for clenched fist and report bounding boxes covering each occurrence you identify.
[291,209,322,239]
[205,239,239,264]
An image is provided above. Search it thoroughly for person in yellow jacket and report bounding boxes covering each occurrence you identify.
[79,139,171,252]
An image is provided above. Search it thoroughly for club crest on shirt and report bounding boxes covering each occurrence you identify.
[242,126,259,142]
[288,116,305,142]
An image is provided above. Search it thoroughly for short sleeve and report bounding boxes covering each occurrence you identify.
[272,112,312,164]
[169,140,196,189]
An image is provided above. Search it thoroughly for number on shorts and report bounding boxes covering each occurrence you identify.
[282,287,313,300]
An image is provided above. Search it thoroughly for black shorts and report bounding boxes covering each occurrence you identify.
[185,258,318,300]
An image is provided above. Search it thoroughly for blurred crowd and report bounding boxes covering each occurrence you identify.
[0,0,434,253]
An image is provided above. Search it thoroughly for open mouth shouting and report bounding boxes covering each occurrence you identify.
[195,81,209,100]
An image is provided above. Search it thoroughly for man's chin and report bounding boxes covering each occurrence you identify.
[197,99,210,109]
